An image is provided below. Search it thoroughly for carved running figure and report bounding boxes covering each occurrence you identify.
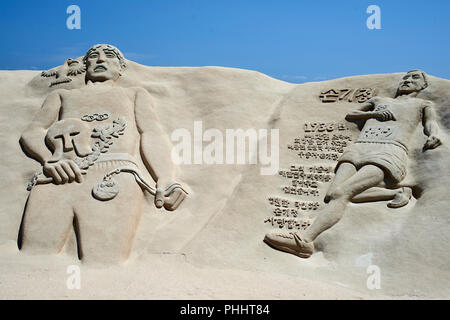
[264,70,443,258]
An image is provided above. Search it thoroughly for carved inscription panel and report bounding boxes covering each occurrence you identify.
[265,121,353,230]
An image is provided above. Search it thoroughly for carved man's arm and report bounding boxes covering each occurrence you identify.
[20,90,83,183]
[20,91,61,164]
[345,100,375,120]
[134,88,178,207]
[346,98,395,121]
[423,102,442,150]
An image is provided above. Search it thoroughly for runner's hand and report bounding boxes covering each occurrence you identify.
[376,110,395,121]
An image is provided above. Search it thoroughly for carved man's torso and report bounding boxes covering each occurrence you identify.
[357,95,428,150]
[57,83,140,159]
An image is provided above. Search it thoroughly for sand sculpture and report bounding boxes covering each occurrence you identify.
[19,44,187,263]
[264,70,443,258]
[0,44,448,298]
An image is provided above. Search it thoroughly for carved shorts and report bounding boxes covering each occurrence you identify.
[336,142,408,184]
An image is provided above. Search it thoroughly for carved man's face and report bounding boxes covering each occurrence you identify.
[85,45,122,82]
[398,71,427,94]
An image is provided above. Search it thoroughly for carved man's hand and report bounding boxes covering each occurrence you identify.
[163,188,187,211]
[424,136,442,150]
[155,180,187,210]
[375,110,396,121]
[43,159,83,184]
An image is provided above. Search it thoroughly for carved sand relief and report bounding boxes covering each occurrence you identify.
[319,88,377,103]
[265,70,443,259]
[20,44,188,263]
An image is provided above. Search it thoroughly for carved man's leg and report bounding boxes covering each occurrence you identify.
[329,163,399,205]
[20,184,74,254]
[352,187,398,203]
[351,186,412,208]
[325,162,357,202]
[304,164,385,242]
[265,164,385,258]
[72,161,144,264]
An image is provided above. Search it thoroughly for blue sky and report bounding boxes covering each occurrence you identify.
[1,0,449,83]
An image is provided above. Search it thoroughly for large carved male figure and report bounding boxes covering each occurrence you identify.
[265,70,442,258]
[19,44,186,263]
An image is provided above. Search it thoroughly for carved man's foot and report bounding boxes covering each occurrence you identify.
[387,187,412,208]
[264,230,315,259]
